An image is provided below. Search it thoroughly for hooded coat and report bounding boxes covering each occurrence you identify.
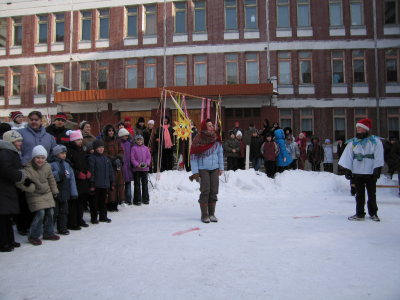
[224,130,241,157]
[131,137,152,172]
[48,155,78,202]
[260,119,272,141]
[0,140,26,215]
[45,124,71,146]
[120,138,134,182]
[323,143,334,164]
[66,141,91,195]
[274,129,293,167]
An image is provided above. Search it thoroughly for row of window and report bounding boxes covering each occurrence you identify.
[279,107,400,140]
[278,49,399,85]
[0,0,398,48]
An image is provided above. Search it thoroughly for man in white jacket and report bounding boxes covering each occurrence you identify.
[338,119,384,222]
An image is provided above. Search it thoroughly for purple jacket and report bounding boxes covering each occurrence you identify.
[131,143,151,172]
[121,139,134,182]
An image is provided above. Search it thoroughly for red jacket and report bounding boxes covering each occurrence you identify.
[125,123,135,137]
[262,141,279,161]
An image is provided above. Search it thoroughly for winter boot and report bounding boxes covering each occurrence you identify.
[370,215,380,222]
[208,203,218,222]
[200,204,210,223]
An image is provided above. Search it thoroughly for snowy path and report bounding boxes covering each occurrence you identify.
[1,170,399,300]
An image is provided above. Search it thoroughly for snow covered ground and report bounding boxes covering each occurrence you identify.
[1,170,399,300]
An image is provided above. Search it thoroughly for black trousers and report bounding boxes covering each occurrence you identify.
[0,215,15,247]
[227,157,238,171]
[182,148,191,172]
[161,148,174,172]
[151,152,158,173]
[68,193,87,227]
[15,189,35,232]
[133,171,149,204]
[276,165,289,173]
[312,162,321,172]
[237,157,245,170]
[323,163,333,173]
[264,160,276,178]
[289,159,298,170]
[90,188,107,222]
[54,199,68,231]
[354,176,378,216]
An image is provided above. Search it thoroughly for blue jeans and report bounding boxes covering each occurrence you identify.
[125,182,132,204]
[252,158,262,171]
[29,208,55,239]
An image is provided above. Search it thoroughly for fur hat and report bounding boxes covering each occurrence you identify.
[32,145,47,159]
[138,117,145,123]
[0,123,12,137]
[10,111,23,121]
[3,130,23,143]
[55,112,67,121]
[93,139,104,150]
[69,130,83,142]
[148,120,154,125]
[53,145,67,156]
[124,116,131,122]
[66,114,74,121]
[118,128,130,137]
[265,133,272,138]
[356,119,372,131]
[236,130,243,137]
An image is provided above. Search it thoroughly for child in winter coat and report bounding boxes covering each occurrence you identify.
[88,139,115,224]
[131,135,151,205]
[285,134,300,170]
[17,145,60,246]
[66,130,91,229]
[224,130,240,171]
[274,129,293,173]
[48,145,78,235]
[307,136,324,172]
[323,139,334,173]
[119,128,134,205]
[236,131,245,170]
[250,129,263,171]
[296,132,308,170]
[261,133,279,178]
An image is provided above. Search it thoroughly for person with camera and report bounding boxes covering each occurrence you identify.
[131,135,151,205]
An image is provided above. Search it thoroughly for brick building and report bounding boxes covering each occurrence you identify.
[0,0,399,141]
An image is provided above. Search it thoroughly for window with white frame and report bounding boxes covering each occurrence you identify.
[278,52,291,84]
[246,53,258,84]
[145,5,157,35]
[384,0,397,25]
[333,108,346,141]
[175,56,187,86]
[194,55,207,85]
[194,1,206,32]
[175,2,187,33]
[81,11,92,41]
[386,49,399,82]
[80,62,91,91]
[297,0,310,27]
[354,108,367,133]
[98,9,109,39]
[36,65,47,94]
[98,61,108,90]
[53,64,63,92]
[301,109,313,137]
[12,67,21,95]
[13,18,23,46]
[350,0,363,26]
[145,57,156,88]
[38,15,48,44]
[353,50,366,83]
[277,0,290,28]
[0,68,5,97]
[279,109,292,129]
[226,53,238,84]
[245,0,257,29]
[54,14,65,42]
[299,51,312,84]
[332,51,345,83]
[126,59,137,89]
[329,0,343,26]
[126,7,138,37]
[0,18,7,48]
[388,107,399,139]
[225,0,237,30]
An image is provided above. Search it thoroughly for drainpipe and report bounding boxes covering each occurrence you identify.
[266,0,270,80]
[163,0,167,87]
[69,0,73,90]
[372,0,380,135]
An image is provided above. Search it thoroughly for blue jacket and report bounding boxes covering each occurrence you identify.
[88,151,115,188]
[323,144,334,164]
[18,125,57,165]
[274,129,293,167]
[48,155,78,202]
[190,143,224,174]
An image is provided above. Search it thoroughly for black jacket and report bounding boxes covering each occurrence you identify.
[143,128,154,149]
[46,124,70,146]
[66,142,91,195]
[307,137,324,164]
[250,135,263,159]
[390,140,400,172]
[154,116,175,151]
[337,143,345,158]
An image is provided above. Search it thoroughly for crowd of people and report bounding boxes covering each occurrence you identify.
[0,111,399,251]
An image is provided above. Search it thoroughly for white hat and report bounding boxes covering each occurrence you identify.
[148,120,155,125]
[32,145,48,159]
[3,130,23,143]
[236,130,243,137]
[118,128,130,137]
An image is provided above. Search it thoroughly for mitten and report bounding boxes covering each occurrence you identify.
[345,169,353,180]
[110,181,114,191]
[58,171,66,180]
[23,178,33,187]
[373,168,381,180]
[189,173,200,182]
[86,171,92,179]
[77,172,86,180]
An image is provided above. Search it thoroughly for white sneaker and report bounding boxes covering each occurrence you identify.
[348,214,365,221]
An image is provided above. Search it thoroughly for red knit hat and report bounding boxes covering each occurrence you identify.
[124,116,131,122]
[55,112,67,121]
[10,111,23,120]
[235,122,239,126]
[356,118,372,131]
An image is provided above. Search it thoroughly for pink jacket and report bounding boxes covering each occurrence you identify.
[130,144,151,172]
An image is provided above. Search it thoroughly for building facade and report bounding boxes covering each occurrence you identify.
[0,0,399,140]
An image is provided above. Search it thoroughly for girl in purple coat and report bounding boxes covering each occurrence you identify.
[130,135,151,205]
[119,129,134,205]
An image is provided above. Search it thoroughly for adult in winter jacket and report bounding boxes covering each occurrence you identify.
[123,116,136,138]
[135,117,146,137]
[8,111,27,130]
[250,129,263,171]
[260,119,272,142]
[236,131,245,170]
[323,139,334,173]
[0,131,26,252]
[155,115,175,172]
[337,137,346,175]
[307,136,324,172]
[118,128,134,205]
[224,130,240,171]
[261,133,279,178]
[190,119,224,223]
[102,124,125,211]
[383,137,397,178]
[285,134,300,170]
[79,121,97,148]
[296,132,308,170]
[45,112,71,146]
[230,122,242,136]
[390,139,400,196]
[143,120,156,173]
[274,129,293,172]
[270,122,281,136]
[131,135,151,205]
[339,119,384,221]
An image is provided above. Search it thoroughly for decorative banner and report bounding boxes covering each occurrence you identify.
[206,99,210,118]
[201,98,205,123]
[183,95,188,118]
[173,117,193,140]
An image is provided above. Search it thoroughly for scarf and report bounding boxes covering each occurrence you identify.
[163,124,173,149]
[345,134,379,149]
[190,120,222,159]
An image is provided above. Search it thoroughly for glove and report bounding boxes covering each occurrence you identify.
[110,181,114,192]
[373,168,381,180]
[189,173,200,182]
[113,159,122,169]
[86,171,91,179]
[140,162,148,168]
[345,169,353,180]
[59,171,66,180]
[77,172,86,180]
[23,178,33,187]
[53,194,59,199]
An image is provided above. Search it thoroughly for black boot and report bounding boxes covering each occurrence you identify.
[208,203,218,222]
[200,204,210,223]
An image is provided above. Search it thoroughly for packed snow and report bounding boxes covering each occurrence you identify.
[1,170,399,300]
